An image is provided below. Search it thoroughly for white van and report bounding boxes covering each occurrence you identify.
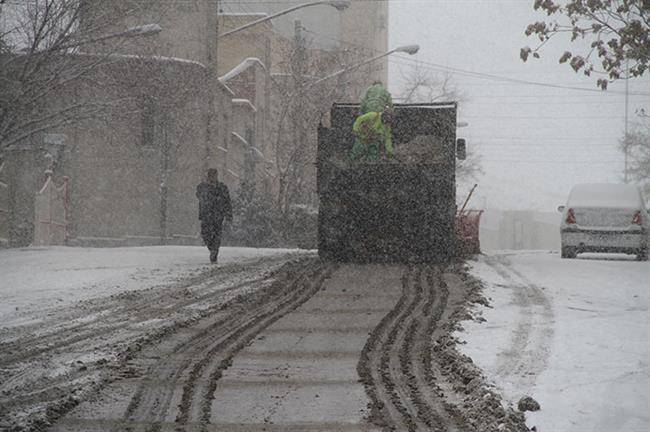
[559,183,648,260]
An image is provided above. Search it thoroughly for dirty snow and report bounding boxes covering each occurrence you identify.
[458,251,650,432]
[0,246,301,326]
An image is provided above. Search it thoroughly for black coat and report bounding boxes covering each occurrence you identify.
[196,181,232,225]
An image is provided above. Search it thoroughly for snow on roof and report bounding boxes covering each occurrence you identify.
[232,98,257,112]
[251,146,264,159]
[271,72,322,80]
[219,58,266,82]
[335,102,456,110]
[218,81,235,96]
[402,104,457,110]
[219,12,269,18]
[231,132,248,146]
[82,52,207,68]
[568,183,643,208]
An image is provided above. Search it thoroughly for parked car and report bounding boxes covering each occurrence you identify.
[559,183,648,260]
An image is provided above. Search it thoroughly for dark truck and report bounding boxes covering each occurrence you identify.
[317,102,466,263]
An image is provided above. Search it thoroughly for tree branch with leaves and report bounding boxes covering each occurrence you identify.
[620,119,650,195]
[521,0,649,89]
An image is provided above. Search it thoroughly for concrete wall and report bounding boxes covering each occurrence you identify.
[221,58,271,165]
[341,0,389,85]
[217,15,272,76]
[227,100,257,192]
[0,148,44,247]
[83,0,218,68]
[223,0,388,89]
[215,82,234,192]
[479,210,561,251]
[1,56,216,247]
[0,158,8,246]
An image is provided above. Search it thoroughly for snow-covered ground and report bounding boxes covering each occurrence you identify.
[459,251,650,432]
[0,246,302,326]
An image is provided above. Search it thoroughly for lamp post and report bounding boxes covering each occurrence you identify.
[307,44,420,88]
[55,24,162,51]
[218,0,350,38]
[278,44,421,134]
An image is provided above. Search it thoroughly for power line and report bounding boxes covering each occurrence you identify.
[299,26,650,97]
[391,55,650,97]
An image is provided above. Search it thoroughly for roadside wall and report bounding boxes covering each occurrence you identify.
[0,158,8,247]
[1,55,215,247]
[480,210,561,251]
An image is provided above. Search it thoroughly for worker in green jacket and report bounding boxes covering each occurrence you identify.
[348,109,394,163]
[360,81,393,114]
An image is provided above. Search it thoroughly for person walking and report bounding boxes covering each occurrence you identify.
[196,168,232,263]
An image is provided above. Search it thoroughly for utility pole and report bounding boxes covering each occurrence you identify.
[286,19,308,212]
[623,59,630,183]
[206,0,219,171]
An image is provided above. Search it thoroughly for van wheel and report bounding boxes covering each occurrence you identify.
[561,247,576,259]
[637,247,649,261]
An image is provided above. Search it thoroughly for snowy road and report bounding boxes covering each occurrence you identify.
[3,246,646,431]
[1,246,529,432]
[0,246,303,326]
[459,251,650,432]
[0,246,308,431]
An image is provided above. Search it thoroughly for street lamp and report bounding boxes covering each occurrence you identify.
[54,24,162,52]
[218,0,351,38]
[275,44,421,152]
[307,44,420,88]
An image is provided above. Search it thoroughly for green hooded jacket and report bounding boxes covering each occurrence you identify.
[360,83,393,114]
[349,111,394,162]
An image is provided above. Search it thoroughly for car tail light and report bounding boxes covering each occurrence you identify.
[632,210,642,225]
[566,208,576,225]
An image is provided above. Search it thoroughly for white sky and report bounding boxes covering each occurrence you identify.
[388,0,650,211]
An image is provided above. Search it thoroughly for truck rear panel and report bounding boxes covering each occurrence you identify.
[317,103,458,263]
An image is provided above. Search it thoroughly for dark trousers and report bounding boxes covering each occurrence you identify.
[201,221,223,260]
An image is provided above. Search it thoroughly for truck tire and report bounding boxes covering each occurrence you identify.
[637,247,649,261]
[561,246,577,259]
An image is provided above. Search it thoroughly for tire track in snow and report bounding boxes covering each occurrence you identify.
[110,260,333,432]
[358,265,465,432]
[0,255,303,432]
[0,256,293,367]
[485,255,554,394]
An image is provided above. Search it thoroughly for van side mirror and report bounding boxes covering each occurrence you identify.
[456,138,466,160]
[557,205,565,213]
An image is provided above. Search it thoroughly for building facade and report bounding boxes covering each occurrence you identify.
[221,0,389,90]
[1,55,219,247]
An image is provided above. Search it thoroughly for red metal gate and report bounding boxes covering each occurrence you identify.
[455,209,484,256]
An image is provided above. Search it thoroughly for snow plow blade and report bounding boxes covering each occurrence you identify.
[455,209,483,256]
